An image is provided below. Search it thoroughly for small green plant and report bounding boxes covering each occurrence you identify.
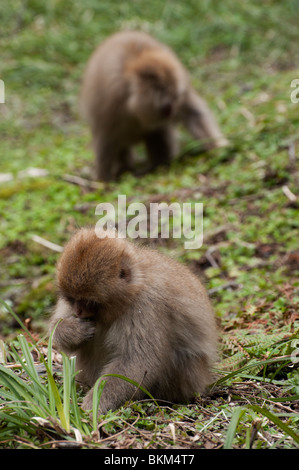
[0,299,162,447]
[0,299,91,442]
[223,404,299,449]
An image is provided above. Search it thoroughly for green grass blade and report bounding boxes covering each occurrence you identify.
[0,298,37,345]
[9,346,50,415]
[47,322,59,416]
[224,406,246,449]
[249,405,299,445]
[271,395,299,402]
[92,377,107,432]
[68,356,87,435]
[62,352,71,432]
[16,335,48,409]
[45,322,71,432]
[0,339,7,364]
[0,411,36,431]
[0,364,46,417]
[213,356,293,387]
[0,308,69,432]
[101,373,161,408]
[44,360,69,432]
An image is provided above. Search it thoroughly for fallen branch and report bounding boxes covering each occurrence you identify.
[31,235,63,253]
[63,174,103,190]
[282,185,297,202]
[208,281,242,295]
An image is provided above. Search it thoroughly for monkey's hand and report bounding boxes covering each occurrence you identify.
[53,315,96,353]
[181,88,228,150]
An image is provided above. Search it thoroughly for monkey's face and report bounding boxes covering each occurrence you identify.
[64,296,101,319]
[56,229,137,314]
[126,50,187,129]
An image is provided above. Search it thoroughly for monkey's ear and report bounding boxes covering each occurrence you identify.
[119,258,132,283]
[119,267,131,282]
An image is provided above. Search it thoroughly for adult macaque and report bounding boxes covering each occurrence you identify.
[49,228,218,414]
[80,30,227,181]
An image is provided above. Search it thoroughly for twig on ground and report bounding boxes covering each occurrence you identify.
[31,235,63,253]
[63,174,104,190]
[282,185,297,202]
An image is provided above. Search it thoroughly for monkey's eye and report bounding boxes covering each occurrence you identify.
[65,296,75,305]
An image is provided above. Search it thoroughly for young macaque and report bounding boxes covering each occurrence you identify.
[80,30,227,181]
[49,227,218,414]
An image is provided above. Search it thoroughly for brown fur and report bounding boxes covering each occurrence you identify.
[49,228,218,413]
[80,30,227,181]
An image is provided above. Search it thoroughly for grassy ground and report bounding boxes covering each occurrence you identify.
[0,0,298,449]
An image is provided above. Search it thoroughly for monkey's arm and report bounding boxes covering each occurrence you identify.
[92,132,134,181]
[144,127,177,171]
[180,88,228,150]
[49,298,96,353]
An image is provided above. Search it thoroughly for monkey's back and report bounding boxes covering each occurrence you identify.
[80,31,182,130]
[128,246,218,399]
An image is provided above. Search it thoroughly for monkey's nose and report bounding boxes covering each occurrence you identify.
[160,102,172,119]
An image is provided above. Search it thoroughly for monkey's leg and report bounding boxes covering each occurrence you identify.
[82,359,156,414]
[143,126,178,173]
[180,89,228,150]
[92,134,124,182]
[114,148,135,179]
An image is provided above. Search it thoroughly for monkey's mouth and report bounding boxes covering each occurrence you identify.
[65,296,100,319]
